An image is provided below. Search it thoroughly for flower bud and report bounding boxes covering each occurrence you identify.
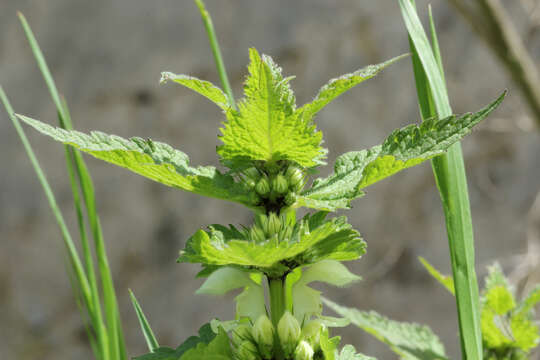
[284,192,296,206]
[301,320,325,350]
[285,166,304,192]
[232,324,254,348]
[252,315,275,359]
[255,177,270,197]
[266,212,281,237]
[254,213,268,232]
[294,340,314,360]
[234,340,261,360]
[243,167,261,181]
[250,225,266,243]
[271,174,288,194]
[277,311,301,357]
[243,177,257,189]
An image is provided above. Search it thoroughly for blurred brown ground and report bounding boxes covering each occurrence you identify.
[0,0,539,359]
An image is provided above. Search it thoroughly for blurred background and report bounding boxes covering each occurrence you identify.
[1,0,539,359]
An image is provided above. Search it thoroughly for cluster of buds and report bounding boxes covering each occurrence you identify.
[231,315,275,360]
[231,313,326,360]
[249,212,294,243]
[277,311,326,360]
[241,164,305,207]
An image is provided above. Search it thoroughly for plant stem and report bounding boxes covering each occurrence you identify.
[194,0,237,110]
[269,277,286,360]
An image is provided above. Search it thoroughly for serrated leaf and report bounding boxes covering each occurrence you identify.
[195,267,266,322]
[322,298,448,360]
[510,313,539,351]
[160,72,230,111]
[292,261,360,323]
[484,263,512,292]
[418,257,455,295]
[336,345,377,360]
[481,307,514,349]
[177,215,365,276]
[518,284,540,314]
[18,115,255,207]
[485,286,516,316]
[218,48,326,168]
[133,323,230,360]
[300,54,408,119]
[298,92,506,211]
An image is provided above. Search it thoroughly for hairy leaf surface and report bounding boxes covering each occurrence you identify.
[178,215,365,276]
[160,72,230,111]
[298,92,506,211]
[480,264,539,352]
[519,284,540,314]
[19,115,255,206]
[323,298,448,360]
[336,345,377,360]
[218,48,325,168]
[299,54,408,120]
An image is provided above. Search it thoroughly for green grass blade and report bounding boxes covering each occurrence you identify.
[194,0,236,109]
[399,2,484,359]
[64,255,101,359]
[60,102,110,360]
[18,13,126,359]
[129,290,159,352]
[0,86,96,338]
[428,6,445,85]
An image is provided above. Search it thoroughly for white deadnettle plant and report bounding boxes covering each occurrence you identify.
[16,47,505,359]
[7,1,536,360]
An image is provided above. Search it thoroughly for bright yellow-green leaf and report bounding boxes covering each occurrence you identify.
[18,115,255,207]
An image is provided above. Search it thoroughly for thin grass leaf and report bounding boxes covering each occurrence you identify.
[18,13,126,359]
[0,86,97,347]
[399,2,488,359]
[65,255,101,359]
[129,290,159,352]
[194,0,236,109]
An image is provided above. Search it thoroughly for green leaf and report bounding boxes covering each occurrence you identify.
[133,323,231,360]
[510,313,539,351]
[481,307,514,349]
[178,215,365,276]
[292,261,360,323]
[298,93,506,211]
[179,327,233,360]
[217,48,326,168]
[418,257,455,295]
[129,290,159,353]
[485,286,516,316]
[322,298,448,360]
[160,72,230,111]
[480,263,539,352]
[299,54,408,120]
[400,2,490,359]
[195,267,266,322]
[518,284,540,314]
[336,345,377,360]
[484,263,512,292]
[18,115,255,207]
[319,327,342,360]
